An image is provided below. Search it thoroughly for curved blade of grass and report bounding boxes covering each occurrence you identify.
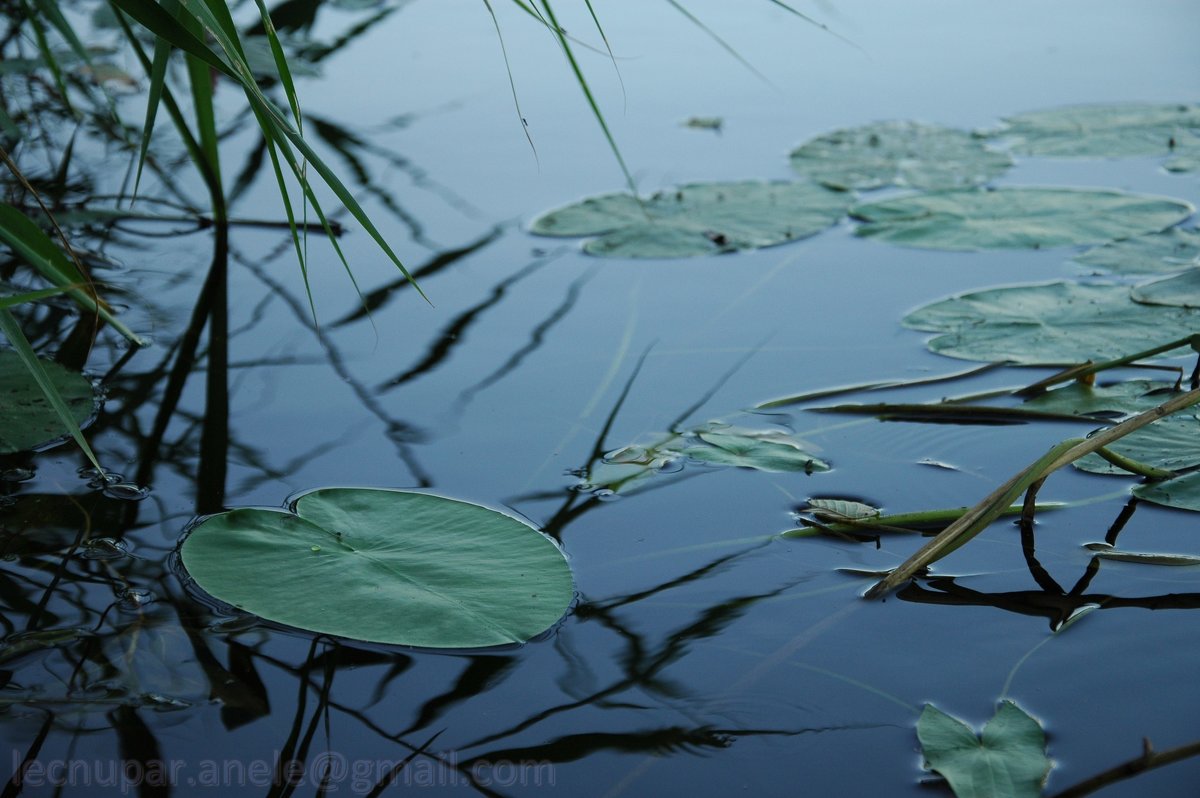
[483,0,539,164]
[664,0,772,86]
[0,204,144,345]
[20,0,74,114]
[866,386,1200,598]
[0,286,71,310]
[132,35,172,198]
[107,0,236,79]
[253,0,301,130]
[0,308,103,473]
[761,0,862,52]
[538,1,638,198]
[583,0,626,111]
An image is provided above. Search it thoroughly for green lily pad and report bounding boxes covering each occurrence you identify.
[1023,380,1177,418]
[0,351,96,454]
[180,488,574,648]
[788,121,1012,191]
[851,188,1193,251]
[993,102,1200,158]
[918,701,1050,798]
[1071,227,1200,275]
[805,498,880,520]
[1134,470,1200,512]
[1132,269,1200,308]
[529,181,849,258]
[680,424,830,473]
[1074,412,1200,475]
[903,282,1200,364]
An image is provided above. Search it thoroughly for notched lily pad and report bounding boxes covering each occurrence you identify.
[903,282,1200,364]
[680,424,830,473]
[1132,269,1200,308]
[529,181,849,258]
[0,351,97,454]
[1134,470,1200,512]
[1071,227,1200,275]
[851,187,1193,251]
[917,701,1050,798]
[789,120,1012,191]
[179,488,574,649]
[991,102,1200,158]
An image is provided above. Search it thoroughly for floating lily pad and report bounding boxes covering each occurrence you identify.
[1071,227,1200,275]
[805,498,880,520]
[529,181,849,258]
[1023,380,1177,418]
[904,282,1200,364]
[992,102,1200,158]
[0,351,96,454]
[180,488,573,648]
[851,188,1193,251]
[1134,470,1200,512]
[1132,269,1200,308]
[789,121,1012,191]
[1074,413,1200,475]
[918,701,1050,798]
[680,424,830,473]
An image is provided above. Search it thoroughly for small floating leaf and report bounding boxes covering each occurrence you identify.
[992,102,1200,158]
[1074,412,1200,475]
[851,187,1193,251]
[180,488,573,648]
[529,180,849,258]
[917,701,1050,798]
[1134,470,1200,512]
[1082,541,1200,566]
[0,350,96,454]
[681,424,830,473]
[1071,227,1200,275]
[789,120,1011,191]
[1131,269,1200,308]
[903,282,1200,364]
[805,498,880,520]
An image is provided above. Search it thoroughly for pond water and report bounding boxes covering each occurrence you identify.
[3,1,1199,795]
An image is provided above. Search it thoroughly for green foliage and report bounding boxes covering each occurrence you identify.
[789,121,1011,191]
[903,282,1200,364]
[1132,268,1200,308]
[1082,542,1200,566]
[1071,227,1200,275]
[1074,413,1200,475]
[1022,380,1176,418]
[180,488,574,648]
[530,181,849,258]
[917,701,1050,798]
[0,350,96,455]
[993,102,1200,158]
[1134,470,1200,512]
[851,187,1193,251]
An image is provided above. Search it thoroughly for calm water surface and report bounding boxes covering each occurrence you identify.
[2,1,1199,795]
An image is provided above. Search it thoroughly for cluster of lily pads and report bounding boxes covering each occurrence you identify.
[531,102,1198,258]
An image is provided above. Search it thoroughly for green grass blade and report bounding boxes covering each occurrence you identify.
[133,36,173,198]
[483,0,538,163]
[0,204,145,344]
[107,0,236,79]
[582,0,626,110]
[252,0,303,130]
[0,308,103,473]
[20,0,75,115]
[663,0,772,85]
[537,1,638,198]
[760,0,862,51]
[0,286,71,310]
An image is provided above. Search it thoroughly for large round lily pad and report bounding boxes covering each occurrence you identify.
[992,102,1200,158]
[180,488,574,648]
[903,282,1200,364]
[851,188,1193,251]
[1023,380,1177,418]
[1071,227,1200,275]
[528,181,849,258]
[0,351,96,454]
[788,121,1012,191]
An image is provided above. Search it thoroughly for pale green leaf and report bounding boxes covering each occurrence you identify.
[918,701,1050,798]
